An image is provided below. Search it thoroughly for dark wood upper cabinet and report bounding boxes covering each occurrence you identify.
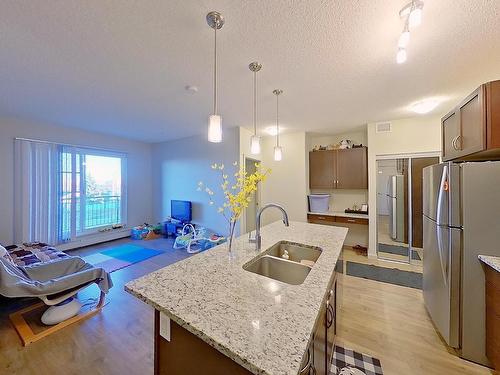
[442,80,500,161]
[336,148,368,189]
[309,150,336,189]
[309,147,367,190]
[442,111,461,160]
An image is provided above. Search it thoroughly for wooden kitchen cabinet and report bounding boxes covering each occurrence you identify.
[300,273,339,375]
[442,80,500,161]
[313,298,328,375]
[485,265,500,370]
[309,147,368,189]
[326,278,337,372]
[442,111,461,160]
[309,150,336,189]
[336,147,368,189]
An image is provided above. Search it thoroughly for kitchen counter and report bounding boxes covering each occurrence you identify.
[479,255,500,272]
[125,221,347,375]
[307,210,368,219]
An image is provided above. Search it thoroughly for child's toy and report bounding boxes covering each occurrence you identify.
[131,223,162,240]
[173,224,226,254]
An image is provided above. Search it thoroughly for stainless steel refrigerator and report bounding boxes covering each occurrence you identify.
[423,161,500,366]
[387,175,405,242]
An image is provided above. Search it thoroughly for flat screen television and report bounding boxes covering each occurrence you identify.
[171,200,192,222]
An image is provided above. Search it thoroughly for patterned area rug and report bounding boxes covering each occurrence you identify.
[83,244,163,273]
[331,346,383,375]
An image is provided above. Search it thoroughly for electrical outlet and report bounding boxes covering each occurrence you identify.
[159,312,171,341]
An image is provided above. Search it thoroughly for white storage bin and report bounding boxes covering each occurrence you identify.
[308,194,330,213]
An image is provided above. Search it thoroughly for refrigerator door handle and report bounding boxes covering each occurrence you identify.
[436,225,448,287]
[436,165,448,226]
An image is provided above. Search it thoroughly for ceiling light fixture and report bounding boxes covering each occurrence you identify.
[249,62,262,155]
[264,126,282,136]
[409,98,440,114]
[398,23,410,48]
[273,89,283,161]
[206,11,224,143]
[400,0,424,29]
[396,1,424,64]
[396,48,407,64]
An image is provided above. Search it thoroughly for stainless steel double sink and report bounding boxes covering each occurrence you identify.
[243,241,322,285]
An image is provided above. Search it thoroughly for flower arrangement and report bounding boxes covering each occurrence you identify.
[197,161,270,256]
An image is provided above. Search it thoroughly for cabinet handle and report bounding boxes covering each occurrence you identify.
[326,304,335,328]
[317,216,326,220]
[452,135,462,151]
[300,347,312,374]
[347,219,356,223]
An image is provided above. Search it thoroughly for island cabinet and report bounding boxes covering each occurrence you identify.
[153,274,339,375]
[300,273,338,375]
[485,264,500,370]
[309,147,368,190]
[442,80,500,162]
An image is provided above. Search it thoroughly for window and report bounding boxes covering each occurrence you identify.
[60,147,127,240]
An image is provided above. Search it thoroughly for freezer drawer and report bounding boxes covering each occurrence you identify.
[423,216,461,348]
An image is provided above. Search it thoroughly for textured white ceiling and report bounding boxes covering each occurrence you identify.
[1,1,500,142]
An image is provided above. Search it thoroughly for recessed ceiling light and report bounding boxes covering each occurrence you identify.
[409,98,440,114]
[264,126,283,136]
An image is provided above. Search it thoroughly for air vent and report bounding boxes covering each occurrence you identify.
[376,122,392,133]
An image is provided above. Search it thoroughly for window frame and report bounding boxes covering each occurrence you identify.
[61,146,128,239]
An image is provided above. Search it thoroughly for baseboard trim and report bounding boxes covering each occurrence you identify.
[58,229,131,251]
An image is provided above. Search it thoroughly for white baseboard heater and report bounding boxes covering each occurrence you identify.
[58,227,131,251]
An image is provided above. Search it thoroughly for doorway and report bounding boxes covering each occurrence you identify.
[245,157,260,233]
[376,155,439,264]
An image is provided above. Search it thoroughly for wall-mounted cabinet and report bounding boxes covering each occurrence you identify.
[442,80,500,161]
[309,147,368,189]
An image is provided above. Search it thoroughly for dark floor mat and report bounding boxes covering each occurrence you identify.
[346,261,422,289]
[331,345,383,375]
[377,243,421,261]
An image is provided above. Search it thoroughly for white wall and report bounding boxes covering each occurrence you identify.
[307,129,368,150]
[0,117,153,245]
[259,132,308,226]
[152,127,240,236]
[306,129,369,247]
[239,127,262,234]
[367,116,442,256]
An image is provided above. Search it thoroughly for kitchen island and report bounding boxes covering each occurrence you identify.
[125,221,347,375]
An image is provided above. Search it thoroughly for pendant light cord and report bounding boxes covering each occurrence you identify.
[253,70,257,136]
[276,93,280,147]
[213,26,218,115]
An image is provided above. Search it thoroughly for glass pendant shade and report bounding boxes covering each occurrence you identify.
[396,48,407,64]
[408,7,422,28]
[250,135,261,154]
[208,115,222,143]
[398,30,410,48]
[274,146,282,161]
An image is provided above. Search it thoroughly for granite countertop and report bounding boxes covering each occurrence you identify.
[479,255,500,272]
[125,221,347,375]
[307,210,369,219]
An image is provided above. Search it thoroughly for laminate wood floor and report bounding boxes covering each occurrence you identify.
[0,238,190,375]
[336,275,495,375]
[0,239,495,375]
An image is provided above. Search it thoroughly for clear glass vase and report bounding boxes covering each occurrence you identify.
[227,219,237,259]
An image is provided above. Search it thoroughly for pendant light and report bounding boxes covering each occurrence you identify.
[206,11,224,143]
[249,62,262,154]
[273,89,283,161]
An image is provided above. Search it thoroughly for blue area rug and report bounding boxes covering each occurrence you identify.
[84,244,163,273]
